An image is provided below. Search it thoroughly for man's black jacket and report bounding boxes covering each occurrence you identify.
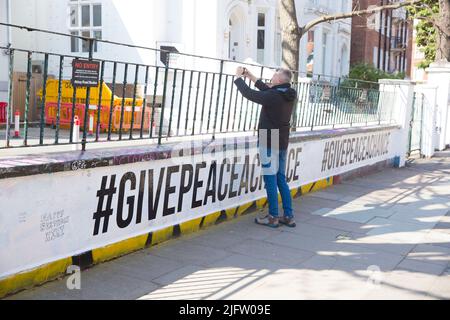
[234,78,297,150]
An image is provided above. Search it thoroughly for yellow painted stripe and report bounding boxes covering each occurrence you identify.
[236,201,254,217]
[290,188,298,198]
[0,257,72,298]
[151,226,174,245]
[312,177,333,192]
[201,211,221,228]
[92,234,148,264]
[256,197,267,209]
[179,217,203,235]
[301,182,314,195]
[225,207,236,220]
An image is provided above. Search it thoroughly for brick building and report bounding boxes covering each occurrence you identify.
[350,0,413,77]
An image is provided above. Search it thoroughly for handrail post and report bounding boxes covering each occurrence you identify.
[158,53,170,145]
[212,59,224,140]
[81,38,94,151]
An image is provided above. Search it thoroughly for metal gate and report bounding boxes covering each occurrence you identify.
[408,92,424,156]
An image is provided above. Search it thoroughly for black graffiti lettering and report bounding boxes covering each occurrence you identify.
[204,161,217,205]
[116,172,136,229]
[286,149,295,182]
[218,158,230,201]
[259,174,264,190]
[135,170,146,224]
[349,137,355,164]
[93,175,116,236]
[340,139,346,166]
[178,164,193,212]
[258,154,264,190]
[354,137,360,162]
[250,153,260,192]
[148,168,165,221]
[293,147,301,181]
[229,156,240,198]
[238,155,250,196]
[163,165,180,216]
[320,131,392,172]
[363,136,368,160]
[335,140,342,168]
[322,141,329,172]
[345,138,352,165]
[327,141,334,170]
[192,162,206,208]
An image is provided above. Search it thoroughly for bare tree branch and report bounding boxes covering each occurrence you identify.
[300,0,423,36]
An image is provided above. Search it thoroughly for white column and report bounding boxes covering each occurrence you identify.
[299,35,308,75]
[378,79,415,167]
[266,6,275,66]
[414,85,438,158]
[426,62,450,151]
[331,23,338,79]
[313,24,322,76]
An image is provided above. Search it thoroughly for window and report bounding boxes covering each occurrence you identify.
[373,46,378,67]
[257,12,266,64]
[69,1,102,53]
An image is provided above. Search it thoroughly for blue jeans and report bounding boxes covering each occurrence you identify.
[260,147,293,218]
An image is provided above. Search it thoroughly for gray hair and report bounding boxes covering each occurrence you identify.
[276,68,293,83]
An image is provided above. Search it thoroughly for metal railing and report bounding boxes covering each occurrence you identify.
[0,23,396,151]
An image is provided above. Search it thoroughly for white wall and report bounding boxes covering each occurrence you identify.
[0,126,402,279]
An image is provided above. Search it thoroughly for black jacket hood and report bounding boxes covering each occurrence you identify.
[273,83,297,102]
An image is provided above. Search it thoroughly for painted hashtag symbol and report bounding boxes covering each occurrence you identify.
[93,175,117,236]
[322,141,329,172]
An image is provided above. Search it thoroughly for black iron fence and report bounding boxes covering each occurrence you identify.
[0,23,396,151]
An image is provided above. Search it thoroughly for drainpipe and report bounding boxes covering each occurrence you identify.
[387,9,392,72]
[383,5,388,71]
[377,0,383,69]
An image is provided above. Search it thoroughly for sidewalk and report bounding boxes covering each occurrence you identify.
[6,154,450,300]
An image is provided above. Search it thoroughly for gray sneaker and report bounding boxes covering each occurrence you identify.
[279,216,296,227]
[255,214,279,228]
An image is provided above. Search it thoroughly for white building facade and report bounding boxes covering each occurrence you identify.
[0,0,11,102]
[1,0,351,80]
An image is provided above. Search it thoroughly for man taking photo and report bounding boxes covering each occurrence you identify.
[234,67,297,228]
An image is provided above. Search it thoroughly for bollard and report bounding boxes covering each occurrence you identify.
[73,115,80,150]
[13,111,20,139]
[88,113,94,137]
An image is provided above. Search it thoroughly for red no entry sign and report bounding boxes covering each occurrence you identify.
[71,59,100,87]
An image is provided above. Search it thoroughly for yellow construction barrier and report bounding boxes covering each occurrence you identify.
[38,80,150,132]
